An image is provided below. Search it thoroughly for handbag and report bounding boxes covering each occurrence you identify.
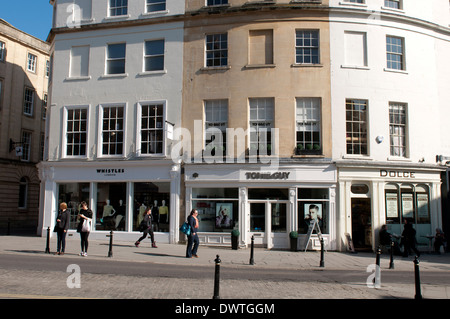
[179,221,191,236]
[81,218,91,232]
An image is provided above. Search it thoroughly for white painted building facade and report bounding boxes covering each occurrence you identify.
[329,0,450,251]
[38,0,184,243]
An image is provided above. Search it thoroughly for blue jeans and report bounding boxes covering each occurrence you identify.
[186,233,199,258]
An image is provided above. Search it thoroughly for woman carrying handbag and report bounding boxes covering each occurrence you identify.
[77,201,93,257]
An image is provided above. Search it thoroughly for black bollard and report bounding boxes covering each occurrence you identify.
[389,240,395,269]
[249,235,255,265]
[414,256,422,299]
[374,246,381,288]
[7,219,11,236]
[213,255,221,299]
[108,230,113,257]
[320,238,325,268]
[45,226,51,254]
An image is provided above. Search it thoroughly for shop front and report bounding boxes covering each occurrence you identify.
[337,162,444,252]
[37,160,181,243]
[184,162,337,250]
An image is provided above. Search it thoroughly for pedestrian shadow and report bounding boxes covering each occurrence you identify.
[134,251,186,259]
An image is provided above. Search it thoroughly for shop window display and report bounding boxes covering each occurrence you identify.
[133,182,170,232]
[385,183,431,245]
[58,183,90,230]
[297,188,330,234]
[96,183,126,231]
[191,188,239,232]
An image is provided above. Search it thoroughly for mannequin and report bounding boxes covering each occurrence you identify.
[159,199,168,224]
[103,199,115,218]
[114,199,125,229]
[138,203,147,226]
[152,200,159,231]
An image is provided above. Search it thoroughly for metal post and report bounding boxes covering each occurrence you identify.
[389,240,395,269]
[414,256,422,299]
[320,238,325,268]
[7,219,11,235]
[374,246,381,288]
[108,230,113,257]
[45,227,51,254]
[249,235,254,265]
[213,255,221,299]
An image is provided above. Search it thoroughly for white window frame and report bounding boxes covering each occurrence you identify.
[386,35,405,71]
[204,99,228,153]
[207,0,228,6]
[205,33,228,68]
[106,43,126,75]
[146,0,166,13]
[295,30,320,65]
[143,39,165,73]
[345,99,368,156]
[249,98,275,155]
[295,97,322,153]
[109,0,128,17]
[23,87,34,116]
[27,53,37,73]
[98,103,127,158]
[0,41,5,62]
[21,130,32,162]
[136,100,166,157]
[384,0,402,10]
[389,102,408,158]
[62,105,90,159]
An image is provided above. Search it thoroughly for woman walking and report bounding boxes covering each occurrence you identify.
[186,209,199,258]
[135,206,158,248]
[54,202,70,255]
[77,201,92,256]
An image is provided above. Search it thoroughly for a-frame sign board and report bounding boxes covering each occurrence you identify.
[303,219,325,251]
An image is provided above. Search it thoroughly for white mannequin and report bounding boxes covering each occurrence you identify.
[103,199,115,218]
[115,199,125,229]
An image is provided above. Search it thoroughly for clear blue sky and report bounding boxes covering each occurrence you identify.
[1,0,53,41]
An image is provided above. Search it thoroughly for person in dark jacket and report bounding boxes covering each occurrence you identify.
[401,219,420,257]
[379,224,401,255]
[186,209,200,258]
[135,206,157,248]
[77,201,93,256]
[55,202,70,255]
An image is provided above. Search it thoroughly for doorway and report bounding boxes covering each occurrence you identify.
[249,201,288,249]
[351,198,372,251]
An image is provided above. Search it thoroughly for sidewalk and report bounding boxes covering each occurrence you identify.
[1,235,450,299]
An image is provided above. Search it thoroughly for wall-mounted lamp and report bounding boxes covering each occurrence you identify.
[9,139,23,156]
[375,136,384,144]
[192,173,199,178]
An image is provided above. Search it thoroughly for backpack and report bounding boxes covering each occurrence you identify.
[179,222,191,236]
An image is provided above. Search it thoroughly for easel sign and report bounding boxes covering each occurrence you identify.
[303,219,324,251]
[345,233,356,253]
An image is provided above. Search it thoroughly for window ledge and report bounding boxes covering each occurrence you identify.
[291,63,323,68]
[387,156,411,162]
[100,73,129,79]
[338,1,367,8]
[64,76,91,82]
[341,155,373,160]
[384,68,408,75]
[292,155,325,159]
[341,65,370,70]
[244,64,276,69]
[140,10,169,18]
[137,70,167,77]
[380,6,405,14]
[200,66,231,72]
[104,14,131,21]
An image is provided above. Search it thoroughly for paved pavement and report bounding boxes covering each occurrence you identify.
[0,234,449,300]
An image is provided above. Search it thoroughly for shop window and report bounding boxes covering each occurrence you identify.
[191,188,238,233]
[133,182,170,232]
[297,188,330,234]
[58,183,90,230]
[384,183,431,244]
[96,183,126,231]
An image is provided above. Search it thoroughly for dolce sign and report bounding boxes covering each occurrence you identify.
[380,170,415,178]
